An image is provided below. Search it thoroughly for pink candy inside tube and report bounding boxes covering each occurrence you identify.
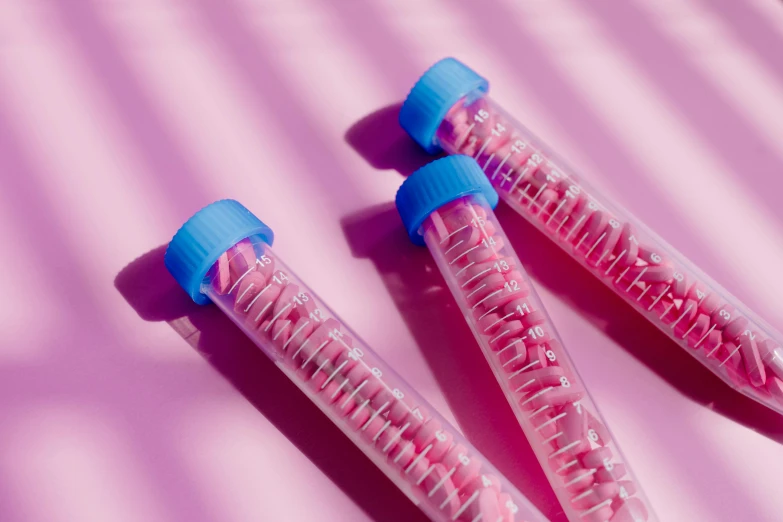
[411,61,783,416]
[201,234,548,522]
[418,191,654,522]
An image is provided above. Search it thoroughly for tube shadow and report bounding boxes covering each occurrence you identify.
[115,246,428,522]
[345,106,783,444]
[341,204,566,521]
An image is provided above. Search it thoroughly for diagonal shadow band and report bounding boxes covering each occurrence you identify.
[115,246,428,522]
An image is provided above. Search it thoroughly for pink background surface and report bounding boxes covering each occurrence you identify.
[2,0,783,520]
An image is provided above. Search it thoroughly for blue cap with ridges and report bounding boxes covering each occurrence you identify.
[164,199,274,305]
[396,155,498,245]
[399,57,489,154]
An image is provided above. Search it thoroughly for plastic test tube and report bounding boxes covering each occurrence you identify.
[395,156,654,522]
[164,199,549,522]
[398,57,783,416]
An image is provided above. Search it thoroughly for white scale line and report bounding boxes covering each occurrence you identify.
[573,232,590,253]
[636,284,652,302]
[695,324,716,348]
[549,440,582,458]
[236,283,255,306]
[449,244,481,265]
[614,266,631,284]
[481,152,496,171]
[521,386,553,406]
[456,123,475,146]
[462,268,493,288]
[659,302,675,321]
[440,486,460,510]
[301,340,330,369]
[321,360,349,389]
[536,412,567,431]
[444,240,465,255]
[467,283,488,299]
[292,336,314,360]
[478,306,499,321]
[362,401,390,429]
[474,136,493,159]
[528,183,548,210]
[555,215,570,235]
[382,422,409,453]
[594,249,610,266]
[406,444,433,474]
[565,469,598,488]
[228,266,255,294]
[244,283,272,312]
[455,261,476,278]
[350,399,371,421]
[509,359,542,380]
[485,313,515,333]
[546,199,567,225]
[647,285,671,311]
[502,353,525,368]
[253,301,274,323]
[542,431,564,444]
[719,344,742,367]
[604,249,626,275]
[580,498,612,517]
[372,420,393,442]
[342,380,367,409]
[472,289,503,310]
[416,464,436,486]
[283,320,310,351]
[470,513,483,522]
[706,341,723,359]
[670,305,693,330]
[489,329,511,344]
[528,405,550,419]
[428,466,457,497]
[556,459,579,473]
[264,303,291,331]
[507,166,527,192]
[311,358,330,380]
[498,338,523,354]
[571,488,595,502]
[272,320,291,340]
[440,225,469,244]
[514,379,536,393]
[564,215,586,241]
[585,232,606,259]
[452,490,480,520]
[517,183,532,203]
[330,378,350,399]
[393,441,414,463]
[491,153,511,180]
[625,267,648,292]
[682,321,700,339]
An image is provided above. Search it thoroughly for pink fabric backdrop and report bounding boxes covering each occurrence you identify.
[2,0,783,520]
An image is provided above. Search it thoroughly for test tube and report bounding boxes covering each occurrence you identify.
[399,57,783,416]
[164,199,549,522]
[396,156,654,522]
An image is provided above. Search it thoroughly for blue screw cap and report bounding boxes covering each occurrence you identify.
[164,199,274,305]
[396,155,499,245]
[399,57,489,154]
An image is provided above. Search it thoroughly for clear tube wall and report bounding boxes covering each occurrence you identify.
[200,234,549,522]
[431,93,783,416]
[420,194,654,522]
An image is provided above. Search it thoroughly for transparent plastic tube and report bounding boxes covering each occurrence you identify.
[165,200,549,522]
[400,58,783,416]
[397,159,654,522]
